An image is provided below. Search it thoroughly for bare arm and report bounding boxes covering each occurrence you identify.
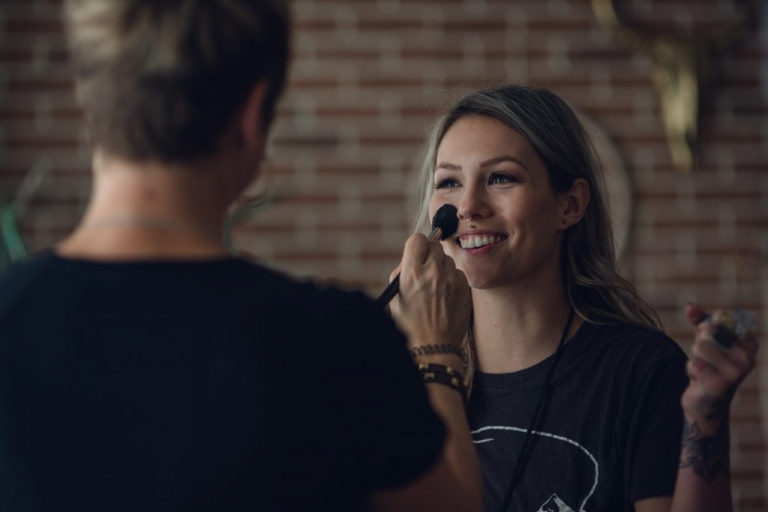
[635,304,758,512]
[370,233,482,512]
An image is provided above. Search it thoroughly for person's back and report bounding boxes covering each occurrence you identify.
[0,1,482,510]
[0,252,448,511]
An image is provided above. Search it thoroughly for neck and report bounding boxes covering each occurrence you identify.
[58,150,235,260]
[471,269,583,374]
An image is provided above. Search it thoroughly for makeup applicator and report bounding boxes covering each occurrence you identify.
[376,204,459,308]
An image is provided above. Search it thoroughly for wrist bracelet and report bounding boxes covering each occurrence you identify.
[417,362,468,403]
[409,343,467,368]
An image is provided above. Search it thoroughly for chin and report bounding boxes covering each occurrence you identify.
[464,273,504,290]
[454,260,507,290]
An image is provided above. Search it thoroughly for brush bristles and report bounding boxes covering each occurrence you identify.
[431,204,459,240]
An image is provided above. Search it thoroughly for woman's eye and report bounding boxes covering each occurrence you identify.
[489,173,517,184]
[434,178,460,189]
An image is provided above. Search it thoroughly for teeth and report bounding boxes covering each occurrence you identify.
[459,235,503,249]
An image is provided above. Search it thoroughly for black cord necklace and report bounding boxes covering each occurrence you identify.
[498,307,575,512]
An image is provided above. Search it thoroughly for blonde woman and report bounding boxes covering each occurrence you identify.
[399,84,758,512]
[0,1,481,511]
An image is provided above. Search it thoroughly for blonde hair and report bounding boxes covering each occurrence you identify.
[415,85,662,379]
[64,0,290,162]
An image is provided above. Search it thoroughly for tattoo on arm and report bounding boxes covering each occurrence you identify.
[679,418,730,484]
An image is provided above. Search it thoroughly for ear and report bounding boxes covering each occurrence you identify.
[238,81,269,151]
[558,178,590,230]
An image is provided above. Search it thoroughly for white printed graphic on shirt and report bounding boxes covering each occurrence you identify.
[537,494,576,512]
[472,426,599,512]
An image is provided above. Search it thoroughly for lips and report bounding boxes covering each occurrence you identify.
[457,233,507,249]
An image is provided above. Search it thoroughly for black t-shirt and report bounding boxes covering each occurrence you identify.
[0,252,446,511]
[468,321,688,512]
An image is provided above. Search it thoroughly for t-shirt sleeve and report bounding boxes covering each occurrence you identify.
[307,287,447,490]
[625,349,689,504]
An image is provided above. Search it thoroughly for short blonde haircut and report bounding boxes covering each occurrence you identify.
[64,0,291,162]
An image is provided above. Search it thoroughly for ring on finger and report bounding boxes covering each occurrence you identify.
[707,310,757,348]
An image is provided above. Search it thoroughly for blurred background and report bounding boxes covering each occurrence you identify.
[0,0,766,509]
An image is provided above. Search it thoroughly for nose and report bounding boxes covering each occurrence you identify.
[456,181,490,222]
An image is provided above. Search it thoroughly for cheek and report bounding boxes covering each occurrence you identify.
[519,195,560,226]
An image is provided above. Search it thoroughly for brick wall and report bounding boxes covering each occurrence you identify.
[1,0,766,509]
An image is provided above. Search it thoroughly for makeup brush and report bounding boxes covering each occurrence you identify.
[376,204,459,308]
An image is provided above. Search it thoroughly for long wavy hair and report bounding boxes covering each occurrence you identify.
[414,85,662,379]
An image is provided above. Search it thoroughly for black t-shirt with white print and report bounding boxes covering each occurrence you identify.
[468,321,688,512]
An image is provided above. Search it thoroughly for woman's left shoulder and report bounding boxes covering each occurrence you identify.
[589,321,687,363]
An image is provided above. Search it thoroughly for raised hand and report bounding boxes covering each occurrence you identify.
[388,233,471,352]
[682,303,758,421]
[680,303,759,484]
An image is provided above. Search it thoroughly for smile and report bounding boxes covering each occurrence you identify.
[457,234,507,249]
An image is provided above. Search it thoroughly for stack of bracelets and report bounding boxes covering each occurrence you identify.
[408,344,468,402]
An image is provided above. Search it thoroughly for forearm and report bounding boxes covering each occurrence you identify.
[671,413,732,512]
[419,354,483,505]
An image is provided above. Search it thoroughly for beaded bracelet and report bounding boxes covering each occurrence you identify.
[408,343,467,372]
[417,362,468,403]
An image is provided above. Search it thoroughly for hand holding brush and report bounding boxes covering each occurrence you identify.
[376,204,460,308]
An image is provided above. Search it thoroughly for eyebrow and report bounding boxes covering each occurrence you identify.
[435,155,529,172]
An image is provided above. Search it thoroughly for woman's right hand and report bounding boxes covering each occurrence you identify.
[388,233,471,350]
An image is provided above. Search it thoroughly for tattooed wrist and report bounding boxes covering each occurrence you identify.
[680,417,730,483]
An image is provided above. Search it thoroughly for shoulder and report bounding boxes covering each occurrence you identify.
[0,251,59,315]
[590,321,689,390]
[573,322,689,410]
[294,280,403,344]
[587,321,686,360]
[234,258,405,346]
[240,260,386,321]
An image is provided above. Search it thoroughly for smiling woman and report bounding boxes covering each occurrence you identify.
[415,86,661,335]
[396,84,759,512]
[431,115,581,291]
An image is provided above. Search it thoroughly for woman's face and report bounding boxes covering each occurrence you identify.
[429,115,567,290]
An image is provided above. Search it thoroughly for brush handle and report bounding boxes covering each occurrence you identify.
[376,227,442,308]
[375,274,400,308]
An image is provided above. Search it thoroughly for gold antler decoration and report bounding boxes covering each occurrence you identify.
[591,0,750,171]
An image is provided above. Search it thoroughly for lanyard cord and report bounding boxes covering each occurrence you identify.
[498,307,575,512]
